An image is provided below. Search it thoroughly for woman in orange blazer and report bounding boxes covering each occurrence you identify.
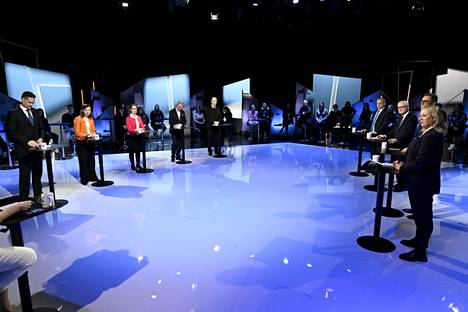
[74,104,98,185]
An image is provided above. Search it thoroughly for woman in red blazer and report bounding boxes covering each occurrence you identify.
[125,103,146,171]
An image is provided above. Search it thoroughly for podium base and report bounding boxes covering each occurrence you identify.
[357,235,396,253]
[136,168,154,174]
[373,207,404,218]
[91,180,114,187]
[364,184,387,192]
[349,171,369,177]
[213,154,227,158]
[54,199,68,208]
[176,160,192,164]
[0,165,19,170]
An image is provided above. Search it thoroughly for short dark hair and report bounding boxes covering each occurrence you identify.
[21,91,36,99]
[67,104,74,108]
[423,93,438,104]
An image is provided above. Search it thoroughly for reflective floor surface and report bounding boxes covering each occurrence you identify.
[1,143,467,312]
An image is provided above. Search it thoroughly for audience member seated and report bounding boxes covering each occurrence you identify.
[297,100,312,140]
[315,102,328,143]
[150,104,167,141]
[358,102,372,130]
[259,102,273,143]
[279,103,294,139]
[247,104,259,141]
[447,103,467,150]
[37,109,59,144]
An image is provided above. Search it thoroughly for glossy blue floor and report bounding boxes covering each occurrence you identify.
[1,143,468,312]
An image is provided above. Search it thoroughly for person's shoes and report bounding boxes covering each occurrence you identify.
[407,214,415,220]
[131,165,136,170]
[400,238,417,248]
[136,164,143,170]
[399,249,427,262]
[176,154,181,160]
[393,184,407,192]
[171,156,175,162]
[208,149,213,156]
[81,180,88,185]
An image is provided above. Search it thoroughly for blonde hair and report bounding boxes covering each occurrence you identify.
[421,105,447,135]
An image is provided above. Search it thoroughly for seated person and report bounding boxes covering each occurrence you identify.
[247,104,259,141]
[258,103,273,142]
[150,105,167,140]
[315,102,329,142]
[297,100,311,139]
[358,102,372,130]
[61,104,76,151]
[37,109,59,144]
[0,200,37,312]
[192,106,205,133]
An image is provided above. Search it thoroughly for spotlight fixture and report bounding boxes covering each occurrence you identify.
[210,12,219,20]
[120,1,130,8]
[292,0,299,4]
[253,1,259,6]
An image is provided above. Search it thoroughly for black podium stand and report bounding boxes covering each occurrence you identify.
[90,138,114,187]
[176,128,191,164]
[211,124,227,158]
[363,137,387,192]
[44,147,68,208]
[1,205,62,312]
[349,132,369,177]
[357,161,396,253]
[136,132,153,173]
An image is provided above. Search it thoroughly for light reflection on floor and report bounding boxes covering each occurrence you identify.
[1,143,467,312]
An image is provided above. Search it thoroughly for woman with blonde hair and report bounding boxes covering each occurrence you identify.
[74,104,98,185]
[393,105,445,262]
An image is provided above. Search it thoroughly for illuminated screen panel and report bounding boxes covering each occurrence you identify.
[143,74,190,133]
[5,62,72,123]
[223,78,250,119]
[313,74,361,111]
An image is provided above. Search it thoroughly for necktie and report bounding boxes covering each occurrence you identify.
[371,110,380,132]
[26,109,33,125]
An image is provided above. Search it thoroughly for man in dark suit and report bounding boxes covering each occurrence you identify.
[368,97,392,135]
[377,100,418,191]
[205,97,223,156]
[393,105,444,262]
[6,91,45,200]
[169,101,186,162]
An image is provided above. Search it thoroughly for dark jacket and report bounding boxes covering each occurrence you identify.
[7,107,44,158]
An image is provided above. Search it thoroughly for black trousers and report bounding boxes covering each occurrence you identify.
[76,140,97,183]
[260,121,272,141]
[207,126,221,154]
[408,190,434,250]
[171,130,184,157]
[18,151,43,199]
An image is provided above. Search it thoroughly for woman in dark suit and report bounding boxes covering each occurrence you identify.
[393,105,445,262]
[125,103,145,171]
[74,104,98,185]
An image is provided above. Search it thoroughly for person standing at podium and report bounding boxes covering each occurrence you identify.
[393,105,445,262]
[126,104,145,171]
[205,97,223,156]
[169,101,186,162]
[74,104,98,185]
[6,91,45,201]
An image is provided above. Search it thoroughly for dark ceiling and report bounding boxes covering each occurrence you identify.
[0,0,466,99]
